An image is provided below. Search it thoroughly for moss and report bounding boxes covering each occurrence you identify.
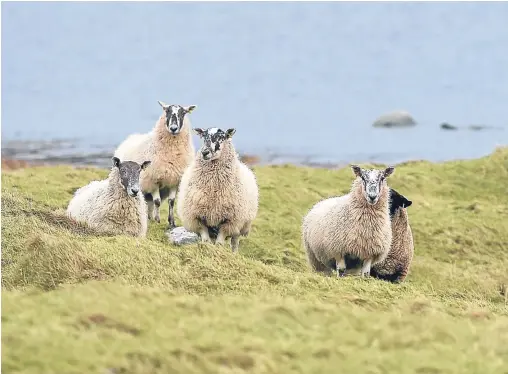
[2,147,508,373]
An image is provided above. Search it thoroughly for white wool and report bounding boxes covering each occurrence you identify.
[302,177,392,275]
[66,168,147,237]
[176,140,258,251]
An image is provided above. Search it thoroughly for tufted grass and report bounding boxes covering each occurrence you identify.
[1,147,508,373]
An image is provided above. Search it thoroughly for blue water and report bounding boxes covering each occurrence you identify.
[2,1,508,165]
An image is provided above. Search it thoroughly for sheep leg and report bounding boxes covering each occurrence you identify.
[167,187,177,229]
[144,193,155,220]
[361,258,372,277]
[152,189,161,223]
[231,235,240,253]
[215,219,231,246]
[335,256,346,278]
[200,227,211,243]
[215,230,227,246]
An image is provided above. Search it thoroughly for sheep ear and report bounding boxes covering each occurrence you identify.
[193,128,205,137]
[225,128,236,139]
[112,157,121,168]
[184,105,197,113]
[158,100,169,109]
[351,164,362,177]
[384,166,395,177]
[141,160,151,170]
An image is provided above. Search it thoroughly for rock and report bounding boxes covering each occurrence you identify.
[372,110,416,128]
[166,226,200,246]
[440,122,458,130]
[467,124,502,131]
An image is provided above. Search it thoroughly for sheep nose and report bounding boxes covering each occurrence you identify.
[202,149,211,157]
[169,125,178,133]
[131,188,139,196]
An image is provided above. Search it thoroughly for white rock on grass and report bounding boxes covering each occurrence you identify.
[166,226,200,246]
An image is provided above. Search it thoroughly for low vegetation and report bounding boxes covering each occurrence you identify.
[2,148,508,373]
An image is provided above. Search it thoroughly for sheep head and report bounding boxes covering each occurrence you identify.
[351,165,395,205]
[112,157,151,197]
[193,127,236,161]
[157,101,197,136]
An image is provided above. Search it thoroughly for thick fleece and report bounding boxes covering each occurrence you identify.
[370,207,414,282]
[302,177,392,274]
[115,115,194,193]
[176,140,258,251]
[66,168,148,237]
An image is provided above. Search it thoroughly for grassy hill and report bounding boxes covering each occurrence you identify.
[2,148,508,373]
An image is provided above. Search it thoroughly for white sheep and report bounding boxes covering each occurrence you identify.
[66,157,151,237]
[302,165,395,277]
[176,127,258,252]
[114,101,196,228]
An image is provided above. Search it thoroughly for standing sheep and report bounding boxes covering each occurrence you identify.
[66,157,151,237]
[344,188,415,282]
[114,101,196,228]
[302,165,395,277]
[176,127,258,252]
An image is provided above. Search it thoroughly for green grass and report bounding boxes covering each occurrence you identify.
[2,148,508,374]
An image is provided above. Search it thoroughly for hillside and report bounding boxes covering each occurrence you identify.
[2,148,508,373]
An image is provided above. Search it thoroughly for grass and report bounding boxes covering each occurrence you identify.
[2,148,508,373]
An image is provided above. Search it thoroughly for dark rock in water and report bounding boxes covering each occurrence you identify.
[467,124,502,131]
[372,111,416,128]
[440,122,458,130]
[166,226,200,246]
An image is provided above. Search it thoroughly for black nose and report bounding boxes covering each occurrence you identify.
[131,188,139,196]
[170,125,178,132]
[202,150,210,157]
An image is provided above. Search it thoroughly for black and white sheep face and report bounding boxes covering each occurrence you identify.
[112,157,151,197]
[389,188,412,218]
[158,101,196,135]
[351,165,395,205]
[193,127,236,161]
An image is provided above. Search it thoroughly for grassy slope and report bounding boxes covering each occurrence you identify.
[1,148,508,373]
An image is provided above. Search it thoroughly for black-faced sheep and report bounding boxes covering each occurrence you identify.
[66,157,151,237]
[302,165,395,277]
[114,101,196,228]
[176,127,258,252]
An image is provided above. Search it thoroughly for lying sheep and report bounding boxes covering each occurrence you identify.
[66,157,151,237]
[176,127,259,252]
[114,101,196,228]
[302,165,395,277]
[344,188,415,282]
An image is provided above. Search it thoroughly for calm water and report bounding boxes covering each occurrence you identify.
[2,1,508,166]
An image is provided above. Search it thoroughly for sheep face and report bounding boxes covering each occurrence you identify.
[158,101,196,135]
[193,127,236,161]
[351,165,395,205]
[389,188,412,218]
[112,157,151,197]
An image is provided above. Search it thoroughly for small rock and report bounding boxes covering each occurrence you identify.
[372,110,416,128]
[166,226,200,246]
[440,122,458,130]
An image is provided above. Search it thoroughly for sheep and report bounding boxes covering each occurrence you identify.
[343,188,414,282]
[176,127,259,252]
[66,157,151,237]
[302,165,395,277]
[114,101,197,228]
